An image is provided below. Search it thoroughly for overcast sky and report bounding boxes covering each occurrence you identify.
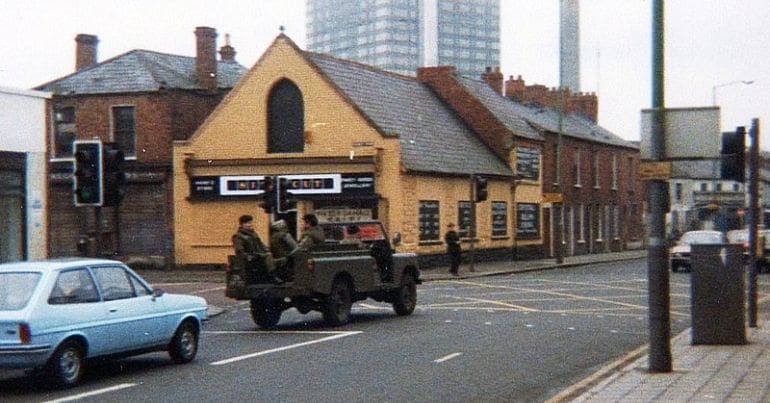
[2,1,768,147]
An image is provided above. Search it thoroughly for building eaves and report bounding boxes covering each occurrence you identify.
[304,52,512,178]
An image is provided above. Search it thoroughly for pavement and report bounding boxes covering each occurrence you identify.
[151,249,770,402]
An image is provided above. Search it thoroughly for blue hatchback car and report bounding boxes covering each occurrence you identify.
[0,258,208,388]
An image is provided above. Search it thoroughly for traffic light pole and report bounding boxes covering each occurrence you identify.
[469,175,476,272]
[748,118,760,327]
[647,0,672,373]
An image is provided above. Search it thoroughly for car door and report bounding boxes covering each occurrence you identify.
[46,268,112,356]
[90,265,163,351]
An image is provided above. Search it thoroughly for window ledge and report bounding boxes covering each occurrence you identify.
[418,240,443,246]
[491,236,510,241]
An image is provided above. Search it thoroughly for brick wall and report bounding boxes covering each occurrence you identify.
[504,75,598,123]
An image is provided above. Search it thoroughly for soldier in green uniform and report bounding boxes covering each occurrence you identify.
[270,219,298,281]
[232,215,281,284]
[298,213,325,250]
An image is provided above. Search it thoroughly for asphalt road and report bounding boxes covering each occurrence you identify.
[6,258,761,402]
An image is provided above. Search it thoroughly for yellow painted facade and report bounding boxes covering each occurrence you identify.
[172,35,544,266]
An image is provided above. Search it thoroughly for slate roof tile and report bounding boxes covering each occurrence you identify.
[35,50,246,94]
[305,52,513,177]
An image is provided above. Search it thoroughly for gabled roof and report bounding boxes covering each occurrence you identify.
[35,50,246,95]
[457,76,636,149]
[303,51,513,178]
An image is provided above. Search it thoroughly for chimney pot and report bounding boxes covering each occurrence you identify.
[75,34,99,71]
[219,33,237,61]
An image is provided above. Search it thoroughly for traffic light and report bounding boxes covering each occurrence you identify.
[473,175,488,202]
[277,177,295,212]
[721,127,746,182]
[260,176,276,213]
[102,143,126,207]
[73,140,102,206]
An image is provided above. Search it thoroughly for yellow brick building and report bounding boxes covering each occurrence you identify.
[172,35,544,267]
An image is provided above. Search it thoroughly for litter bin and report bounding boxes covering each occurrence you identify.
[690,244,746,345]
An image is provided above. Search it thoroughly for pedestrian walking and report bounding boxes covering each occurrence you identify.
[445,223,461,276]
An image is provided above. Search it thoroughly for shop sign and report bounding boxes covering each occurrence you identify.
[315,207,373,223]
[189,173,374,199]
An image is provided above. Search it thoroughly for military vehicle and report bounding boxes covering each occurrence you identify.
[225,221,421,328]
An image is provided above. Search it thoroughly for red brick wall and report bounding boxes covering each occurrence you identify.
[504,75,598,123]
[417,66,512,161]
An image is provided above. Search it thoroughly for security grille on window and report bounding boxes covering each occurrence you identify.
[491,201,507,237]
[112,106,136,156]
[458,201,475,238]
[418,200,440,241]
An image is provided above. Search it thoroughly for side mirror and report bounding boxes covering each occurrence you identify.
[152,288,165,300]
[392,232,401,246]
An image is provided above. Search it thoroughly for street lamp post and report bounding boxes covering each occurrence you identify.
[712,80,754,106]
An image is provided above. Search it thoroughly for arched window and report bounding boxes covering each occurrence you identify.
[267,79,304,153]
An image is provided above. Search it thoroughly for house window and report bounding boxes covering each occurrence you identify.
[716,183,723,192]
[611,154,618,190]
[675,183,683,201]
[491,201,507,237]
[267,79,304,153]
[573,149,581,187]
[112,106,136,156]
[54,106,76,158]
[597,205,604,241]
[613,205,620,238]
[593,153,600,188]
[733,183,740,191]
[700,183,708,192]
[577,204,585,242]
[418,200,440,241]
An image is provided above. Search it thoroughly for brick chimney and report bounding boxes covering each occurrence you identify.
[75,34,98,71]
[219,33,236,62]
[481,66,504,95]
[195,26,218,91]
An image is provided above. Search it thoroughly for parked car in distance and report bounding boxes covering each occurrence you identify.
[727,228,770,272]
[0,258,208,389]
[669,230,726,272]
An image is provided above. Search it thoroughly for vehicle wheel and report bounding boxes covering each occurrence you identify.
[169,320,199,364]
[392,273,417,316]
[44,340,84,389]
[250,299,283,329]
[323,279,352,326]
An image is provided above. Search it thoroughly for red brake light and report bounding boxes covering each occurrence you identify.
[19,323,31,344]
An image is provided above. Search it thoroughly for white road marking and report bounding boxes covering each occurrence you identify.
[434,352,463,363]
[210,331,362,366]
[44,383,136,403]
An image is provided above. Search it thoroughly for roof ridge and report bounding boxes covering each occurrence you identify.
[303,50,417,82]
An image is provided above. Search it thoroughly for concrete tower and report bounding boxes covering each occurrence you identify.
[559,0,580,92]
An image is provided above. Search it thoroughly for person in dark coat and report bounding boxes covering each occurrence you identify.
[232,214,280,283]
[445,223,461,276]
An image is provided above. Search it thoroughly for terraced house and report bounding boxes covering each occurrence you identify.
[36,27,246,264]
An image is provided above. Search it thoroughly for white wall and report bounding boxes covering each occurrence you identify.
[0,86,51,260]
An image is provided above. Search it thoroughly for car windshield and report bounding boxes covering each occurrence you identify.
[680,232,725,245]
[0,272,41,310]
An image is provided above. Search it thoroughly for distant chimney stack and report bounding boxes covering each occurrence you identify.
[481,66,504,95]
[219,33,236,62]
[195,26,218,91]
[75,34,98,71]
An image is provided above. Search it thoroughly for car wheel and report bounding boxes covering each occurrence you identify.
[45,340,84,389]
[392,273,417,316]
[169,320,199,364]
[250,299,283,329]
[323,278,352,326]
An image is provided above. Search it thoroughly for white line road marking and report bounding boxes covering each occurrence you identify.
[434,352,463,363]
[44,383,137,403]
[210,331,362,366]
